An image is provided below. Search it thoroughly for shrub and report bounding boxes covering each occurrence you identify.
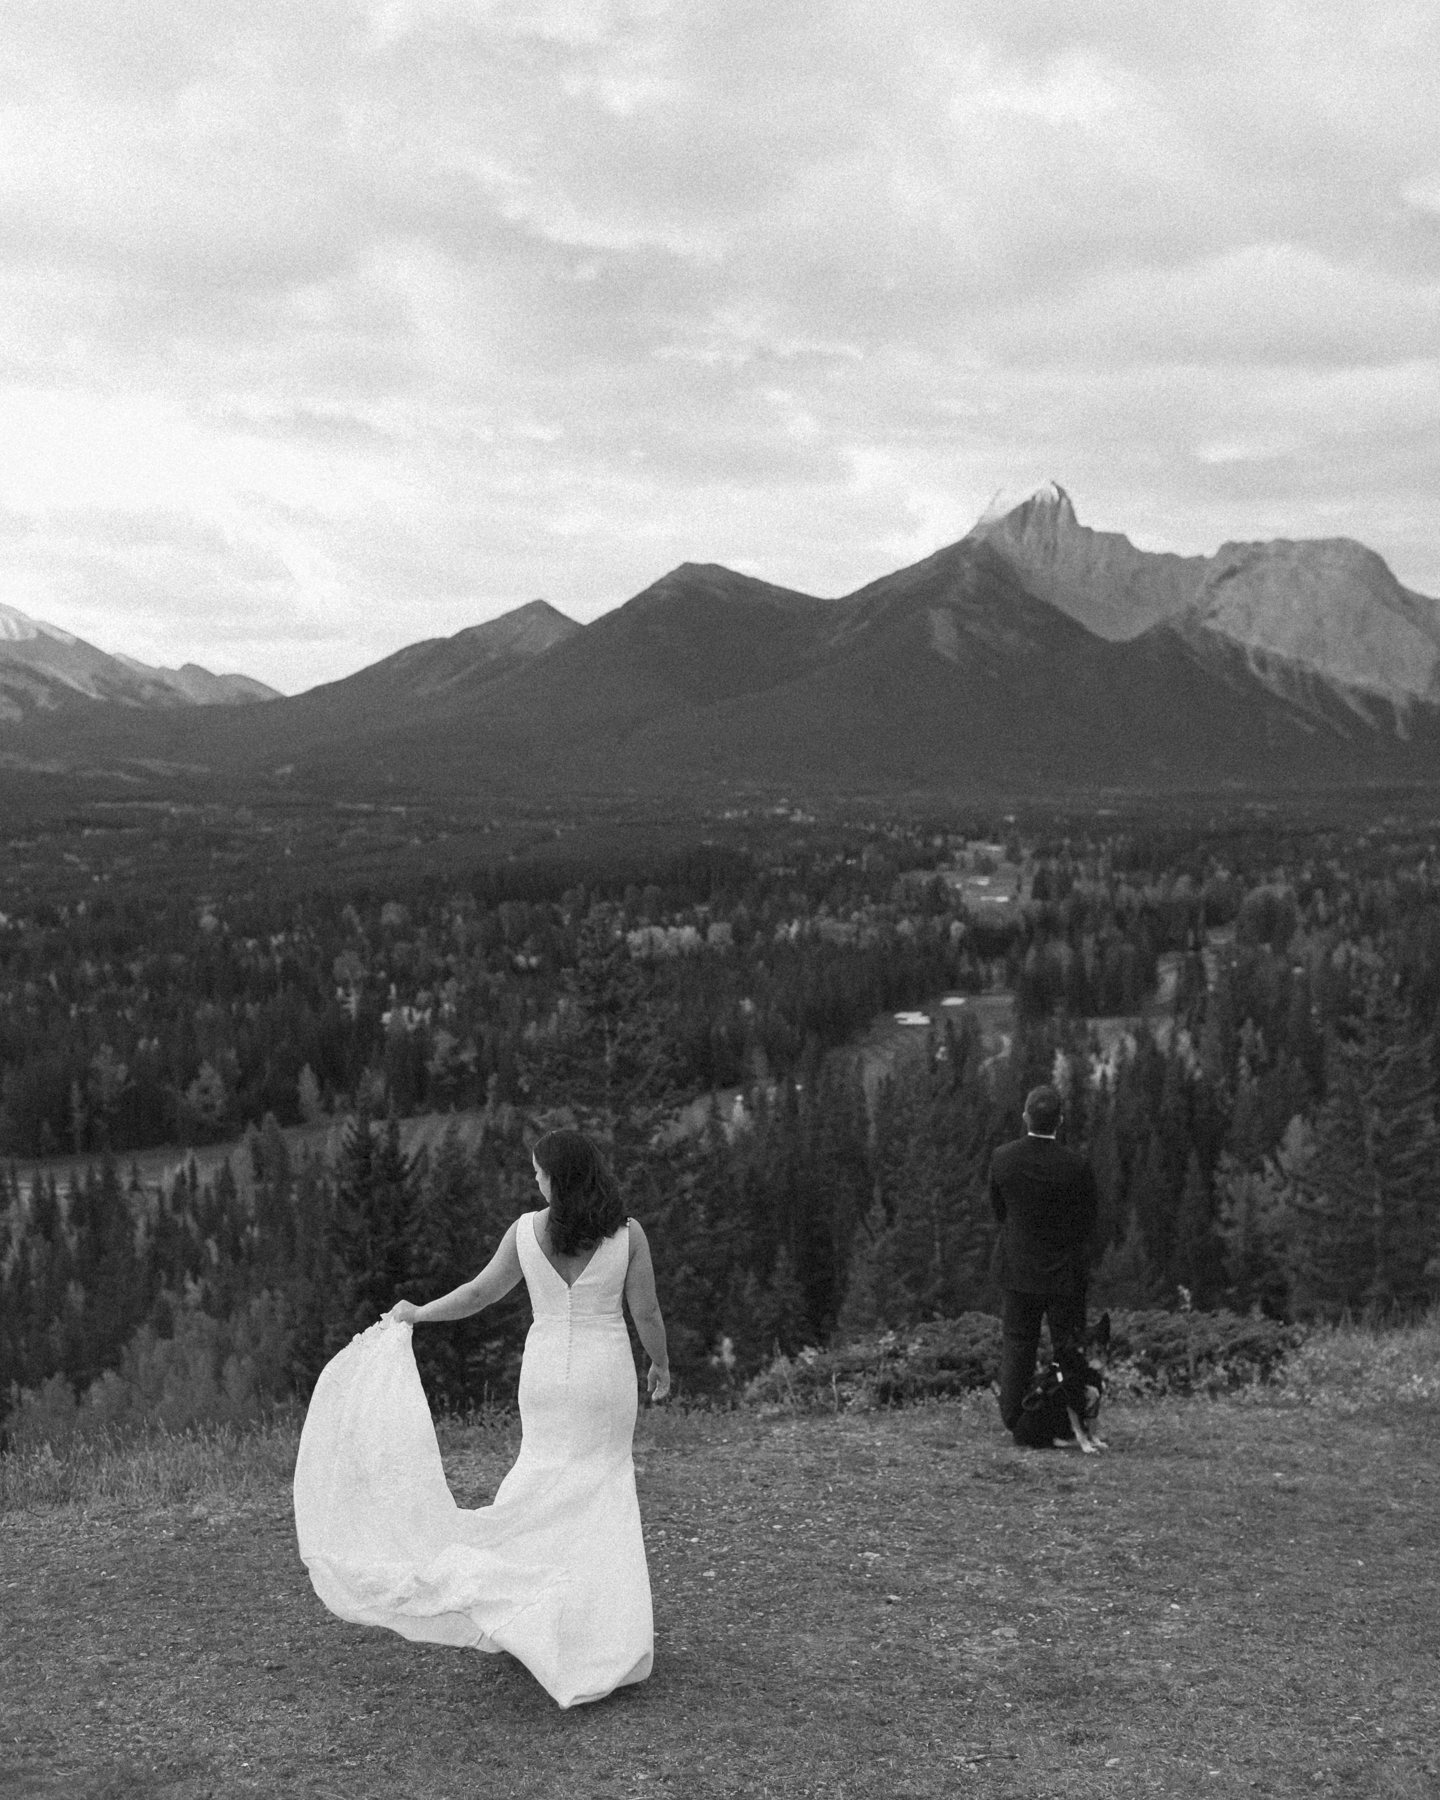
[1100,1308,1305,1398]
[746,1313,1004,1412]
[745,1307,1309,1413]
[4,1290,298,1450]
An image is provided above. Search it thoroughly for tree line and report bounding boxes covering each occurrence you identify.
[4,813,1440,1431]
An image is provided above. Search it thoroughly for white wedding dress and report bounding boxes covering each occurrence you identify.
[293,1213,653,1708]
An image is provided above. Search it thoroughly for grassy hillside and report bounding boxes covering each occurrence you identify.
[2,1320,1437,1800]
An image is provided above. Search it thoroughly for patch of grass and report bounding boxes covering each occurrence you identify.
[0,1402,531,1519]
[4,1350,1439,1800]
[1259,1312,1440,1413]
[0,1415,305,1516]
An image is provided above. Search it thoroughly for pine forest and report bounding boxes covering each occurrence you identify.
[3,803,1439,1435]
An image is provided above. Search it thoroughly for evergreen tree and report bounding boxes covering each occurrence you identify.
[297,1063,326,1124]
[868,1064,945,1324]
[930,1025,995,1313]
[1214,1126,1305,1317]
[1173,1149,1225,1307]
[794,1060,870,1335]
[717,1265,772,1375]
[875,1143,947,1325]
[564,906,674,1121]
[1085,1094,1125,1258]
[1198,960,1238,1090]
[1128,1130,1175,1284]
[871,1067,923,1225]
[1292,985,1439,1315]
[252,1113,296,1282]
[405,1124,486,1410]
[834,1202,885,1340]
[1156,1051,1191,1187]
[285,1153,333,1389]
[326,1111,417,1352]
[1091,1208,1164,1311]
[755,1245,810,1357]
[70,1155,142,1389]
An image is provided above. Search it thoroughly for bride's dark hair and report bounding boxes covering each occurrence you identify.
[533,1129,626,1256]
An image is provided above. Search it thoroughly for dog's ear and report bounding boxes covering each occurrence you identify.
[1092,1312,1111,1352]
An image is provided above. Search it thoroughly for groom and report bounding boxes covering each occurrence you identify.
[988,1083,1098,1437]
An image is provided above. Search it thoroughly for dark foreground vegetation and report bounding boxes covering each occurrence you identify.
[3,794,1440,1437]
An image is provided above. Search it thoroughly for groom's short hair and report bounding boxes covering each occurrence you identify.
[1023,1084,1063,1134]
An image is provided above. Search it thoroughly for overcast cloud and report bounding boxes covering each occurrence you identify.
[2,0,1437,690]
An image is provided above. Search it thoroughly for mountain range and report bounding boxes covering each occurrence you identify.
[0,602,279,723]
[4,488,1439,800]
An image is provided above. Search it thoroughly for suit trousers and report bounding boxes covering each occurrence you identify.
[998,1289,1087,1432]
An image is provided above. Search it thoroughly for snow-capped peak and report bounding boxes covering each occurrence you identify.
[973,481,1075,530]
[0,601,77,646]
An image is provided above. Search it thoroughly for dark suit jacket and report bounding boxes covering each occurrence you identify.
[988,1134,1098,1295]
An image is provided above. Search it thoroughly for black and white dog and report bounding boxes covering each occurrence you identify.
[1012,1313,1110,1453]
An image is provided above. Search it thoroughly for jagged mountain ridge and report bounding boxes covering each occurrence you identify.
[1186,538,1440,710]
[3,496,1438,799]
[0,601,279,722]
[971,483,1207,639]
[972,485,1440,712]
[112,657,279,707]
[289,535,1436,794]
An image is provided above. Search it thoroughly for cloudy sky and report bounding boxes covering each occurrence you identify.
[2,0,1438,692]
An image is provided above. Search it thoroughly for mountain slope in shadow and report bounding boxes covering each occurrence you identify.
[6,506,1440,802]
[232,538,1438,797]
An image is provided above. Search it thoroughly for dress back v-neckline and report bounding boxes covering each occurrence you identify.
[531,1210,608,1290]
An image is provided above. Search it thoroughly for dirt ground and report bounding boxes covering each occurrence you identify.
[3,1394,1437,1800]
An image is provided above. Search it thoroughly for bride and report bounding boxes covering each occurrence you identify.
[293,1129,670,1708]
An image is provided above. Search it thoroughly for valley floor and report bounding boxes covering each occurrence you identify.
[6,1109,487,1208]
[2,1387,1436,1800]
[5,988,1025,1197]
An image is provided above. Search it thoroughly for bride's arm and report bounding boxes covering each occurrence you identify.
[390,1219,524,1324]
[623,1219,670,1399]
